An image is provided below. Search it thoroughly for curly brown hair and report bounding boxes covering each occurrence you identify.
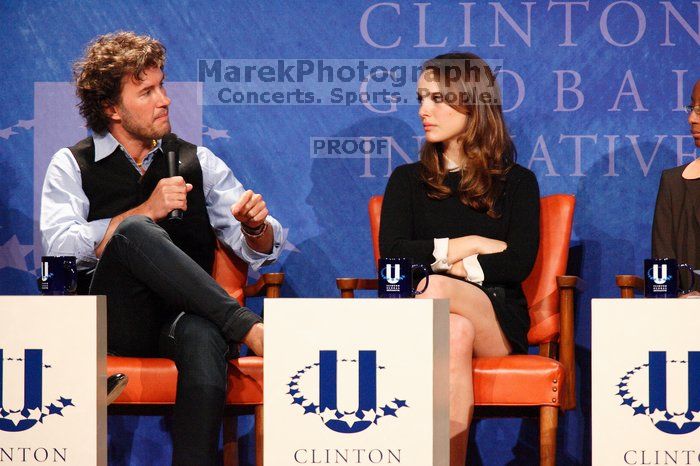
[418,52,515,218]
[73,31,166,134]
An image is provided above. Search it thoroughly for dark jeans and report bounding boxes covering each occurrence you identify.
[159,314,230,465]
[90,215,262,466]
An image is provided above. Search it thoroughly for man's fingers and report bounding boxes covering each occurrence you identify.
[246,200,267,219]
[241,193,262,216]
[161,176,185,185]
[174,196,188,210]
[231,190,253,216]
[231,201,244,217]
[231,190,270,229]
[163,187,188,197]
[238,190,254,207]
[186,183,193,192]
[250,208,268,224]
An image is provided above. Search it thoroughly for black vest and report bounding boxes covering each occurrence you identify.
[70,135,217,286]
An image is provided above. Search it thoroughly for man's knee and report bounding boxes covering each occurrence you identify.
[113,215,156,239]
[173,315,229,388]
[175,315,229,360]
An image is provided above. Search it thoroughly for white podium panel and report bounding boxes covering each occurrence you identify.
[265,298,449,466]
[0,296,107,465]
[592,299,700,465]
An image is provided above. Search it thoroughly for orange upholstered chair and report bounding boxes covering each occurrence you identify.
[108,241,283,466]
[336,194,579,466]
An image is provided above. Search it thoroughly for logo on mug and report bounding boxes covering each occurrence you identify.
[616,351,700,435]
[650,264,671,285]
[286,350,409,434]
[0,349,75,432]
[381,264,405,290]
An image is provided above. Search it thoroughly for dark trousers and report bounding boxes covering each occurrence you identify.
[90,215,261,466]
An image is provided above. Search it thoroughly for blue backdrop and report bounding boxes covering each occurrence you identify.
[1,1,698,464]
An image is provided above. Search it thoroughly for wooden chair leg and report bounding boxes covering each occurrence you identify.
[223,414,239,466]
[255,405,264,466]
[540,406,558,466]
[539,341,558,359]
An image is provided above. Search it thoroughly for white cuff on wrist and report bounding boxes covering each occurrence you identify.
[463,254,485,285]
[431,238,450,272]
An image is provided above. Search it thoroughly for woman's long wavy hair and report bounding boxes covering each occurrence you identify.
[418,52,516,218]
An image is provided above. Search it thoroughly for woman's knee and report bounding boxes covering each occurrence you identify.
[417,275,450,299]
[450,314,475,356]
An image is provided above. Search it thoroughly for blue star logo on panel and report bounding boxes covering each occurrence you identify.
[286,350,408,434]
[616,351,700,435]
[0,349,75,432]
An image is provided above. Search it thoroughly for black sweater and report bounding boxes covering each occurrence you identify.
[379,162,540,353]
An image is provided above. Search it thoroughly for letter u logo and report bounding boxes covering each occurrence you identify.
[0,349,43,432]
[648,351,700,435]
[318,350,376,434]
[385,264,401,284]
[652,264,668,284]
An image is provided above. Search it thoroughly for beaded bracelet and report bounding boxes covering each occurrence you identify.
[241,221,268,238]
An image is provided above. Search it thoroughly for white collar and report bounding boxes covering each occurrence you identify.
[93,132,162,161]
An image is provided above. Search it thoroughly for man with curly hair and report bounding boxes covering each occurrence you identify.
[40,31,285,465]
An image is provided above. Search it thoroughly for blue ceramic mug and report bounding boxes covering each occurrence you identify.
[378,258,430,298]
[37,256,78,295]
[644,258,695,298]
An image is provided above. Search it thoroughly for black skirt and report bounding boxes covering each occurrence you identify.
[439,275,530,355]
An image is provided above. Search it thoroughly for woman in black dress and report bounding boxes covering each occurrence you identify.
[651,78,700,297]
[379,53,540,464]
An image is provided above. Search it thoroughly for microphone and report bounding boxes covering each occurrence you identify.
[162,134,183,221]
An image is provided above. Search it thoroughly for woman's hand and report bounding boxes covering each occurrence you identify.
[448,235,507,263]
[447,235,479,263]
[476,237,508,255]
[448,259,467,278]
[679,291,700,299]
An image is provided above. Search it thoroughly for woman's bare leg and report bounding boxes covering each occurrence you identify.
[417,275,512,466]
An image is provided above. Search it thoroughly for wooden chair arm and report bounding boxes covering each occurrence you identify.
[615,274,644,299]
[556,275,584,291]
[556,274,580,411]
[243,272,285,298]
[336,278,378,298]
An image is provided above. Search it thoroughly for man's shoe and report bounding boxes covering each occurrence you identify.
[107,373,128,405]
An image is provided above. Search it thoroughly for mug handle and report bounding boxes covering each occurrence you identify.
[411,264,430,295]
[678,263,696,295]
[64,259,78,294]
